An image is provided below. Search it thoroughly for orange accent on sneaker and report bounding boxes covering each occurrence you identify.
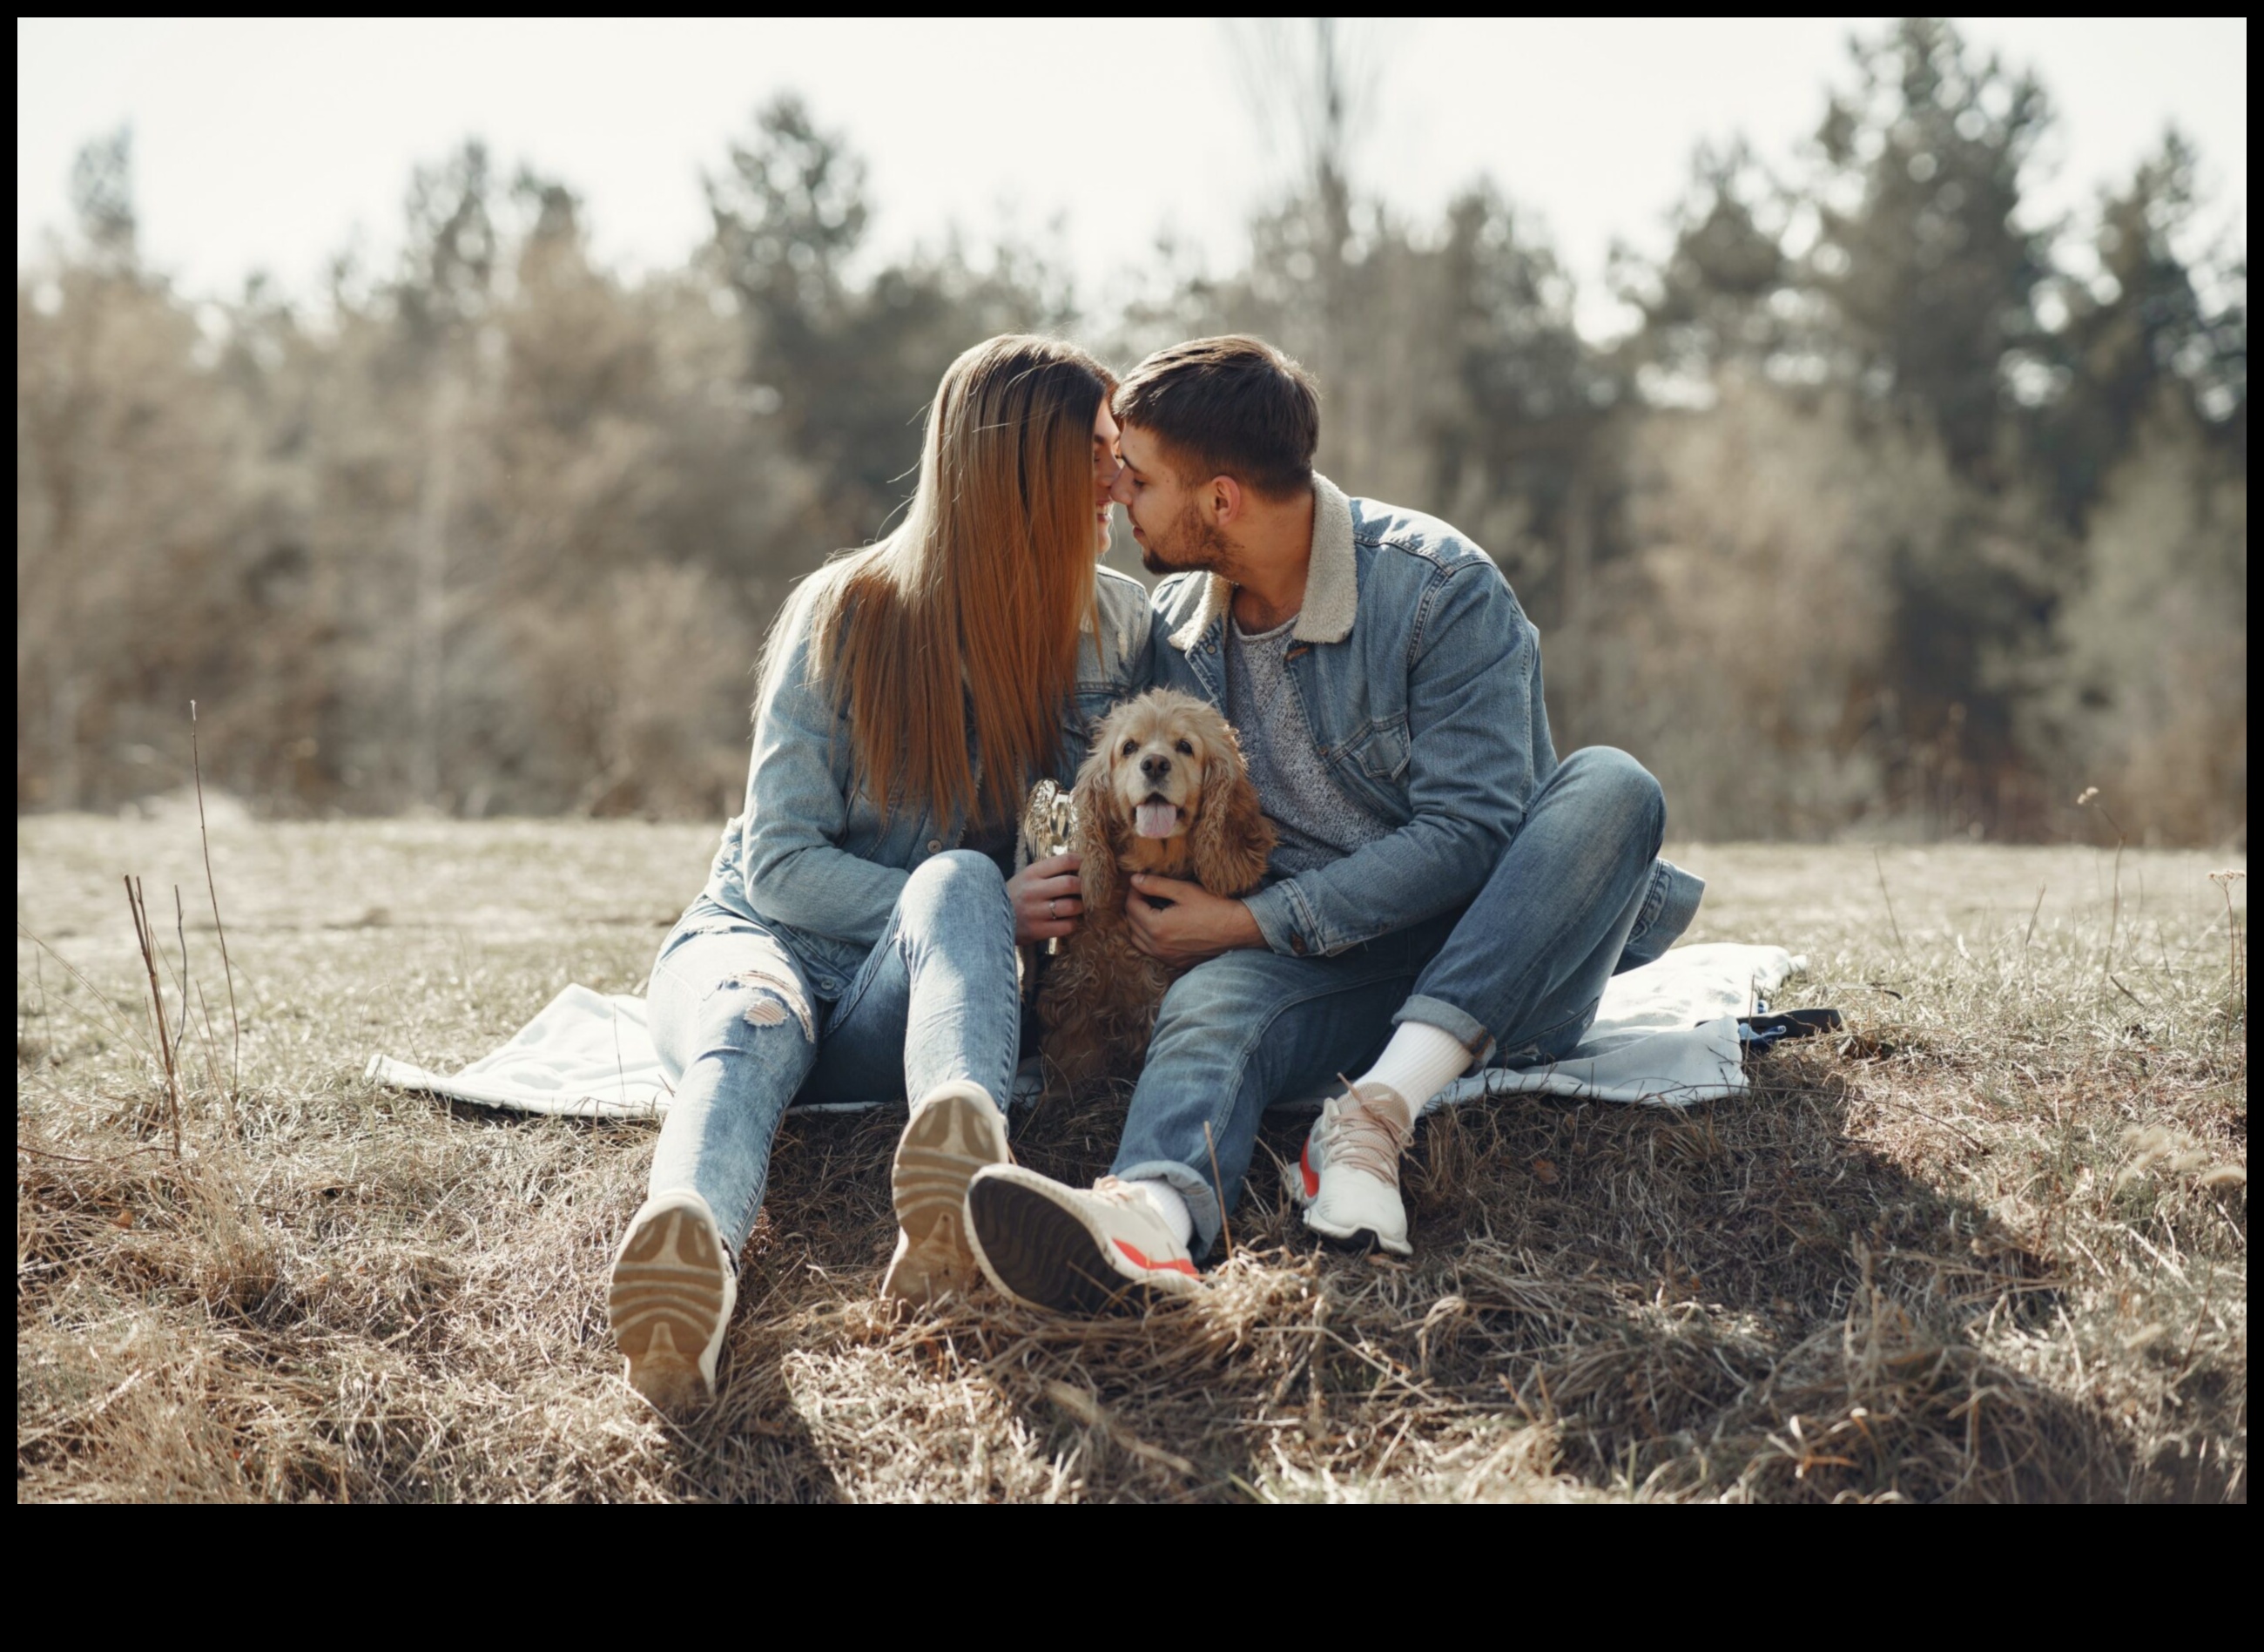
[1299,1140,1320,1200]
[1114,1239,1199,1277]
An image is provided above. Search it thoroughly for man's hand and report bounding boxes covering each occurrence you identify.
[1124,873,1263,968]
[1007,852,1082,945]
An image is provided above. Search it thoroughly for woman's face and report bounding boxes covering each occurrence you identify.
[1091,397,1123,555]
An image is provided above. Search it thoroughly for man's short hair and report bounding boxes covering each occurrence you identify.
[1113,335,1319,500]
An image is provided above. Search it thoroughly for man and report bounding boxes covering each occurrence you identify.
[964,337,1702,1311]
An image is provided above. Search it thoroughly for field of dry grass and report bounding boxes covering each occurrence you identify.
[17,807,2247,1502]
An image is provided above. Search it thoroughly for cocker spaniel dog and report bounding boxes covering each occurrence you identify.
[1037,688,1275,1090]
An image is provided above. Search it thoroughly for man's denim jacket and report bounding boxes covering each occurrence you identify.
[701,561,1156,999]
[1152,475,1703,963]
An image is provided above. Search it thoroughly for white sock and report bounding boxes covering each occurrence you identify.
[1125,1177,1195,1247]
[1358,1021,1474,1116]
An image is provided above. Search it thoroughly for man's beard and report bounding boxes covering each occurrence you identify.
[1138,499,1236,579]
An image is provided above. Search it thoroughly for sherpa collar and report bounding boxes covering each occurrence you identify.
[1168,473,1356,652]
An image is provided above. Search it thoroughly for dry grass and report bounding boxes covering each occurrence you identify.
[18,815,2247,1502]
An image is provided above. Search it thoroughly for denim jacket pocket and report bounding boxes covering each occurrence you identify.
[1055,686,1123,780]
[1324,716,1410,816]
[1074,684,1123,731]
[1351,717,1411,783]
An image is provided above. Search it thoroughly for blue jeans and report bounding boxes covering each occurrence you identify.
[1112,747,1688,1251]
[645,852,1021,1257]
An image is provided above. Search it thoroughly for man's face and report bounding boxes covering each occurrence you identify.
[1111,424,1231,578]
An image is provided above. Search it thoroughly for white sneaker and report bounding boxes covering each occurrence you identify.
[966,1167,1203,1313]
[608,1190,736,1412]
[1291,1081,1416,1257]
[883,1080,1011,1304]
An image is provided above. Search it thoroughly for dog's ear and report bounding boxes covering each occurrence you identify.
[1189,718,1277,896]
[1068,732,1127,923]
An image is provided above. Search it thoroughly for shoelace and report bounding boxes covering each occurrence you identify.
[1320,1083,1413,1187]
[1091,1176,1188,1237]
[1090,1175,1154,1212]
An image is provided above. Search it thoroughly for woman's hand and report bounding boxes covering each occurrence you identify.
[1007,853,1083,945]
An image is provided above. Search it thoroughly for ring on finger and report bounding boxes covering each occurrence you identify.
[1048,896,1059,919]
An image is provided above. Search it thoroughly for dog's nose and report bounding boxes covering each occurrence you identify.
[1140,753,1172,782]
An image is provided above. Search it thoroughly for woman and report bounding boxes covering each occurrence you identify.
[608,335,1149,1411]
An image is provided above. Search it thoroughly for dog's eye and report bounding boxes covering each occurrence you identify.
[1120,739,1138,758]
[1175,738,1194,756]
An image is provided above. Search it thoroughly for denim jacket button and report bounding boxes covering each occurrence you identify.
[926,839,941,853]
[1290,934,1308,956]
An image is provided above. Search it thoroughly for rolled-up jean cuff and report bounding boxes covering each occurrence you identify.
[1113,1158,1222,1254]
[1391,995,1492,1067]
[1624,859,1705,967]
[1661,871,1703,934]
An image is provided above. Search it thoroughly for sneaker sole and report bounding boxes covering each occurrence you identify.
[608,1204,728,1409]
[884,1088,1007,1301]
[1302,1208,1414,1258]
[966,1174,1151,1316]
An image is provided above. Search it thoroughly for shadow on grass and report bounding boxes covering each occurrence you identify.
[669,1049,2174,1502]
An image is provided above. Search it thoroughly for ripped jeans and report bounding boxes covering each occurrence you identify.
[643,852,1022,1258]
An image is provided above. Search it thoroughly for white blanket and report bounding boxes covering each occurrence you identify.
[365,942,1799,1122]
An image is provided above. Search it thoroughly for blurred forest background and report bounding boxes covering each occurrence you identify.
[16,19,2247,842]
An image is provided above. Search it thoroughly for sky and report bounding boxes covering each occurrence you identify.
[16,17,2248,340]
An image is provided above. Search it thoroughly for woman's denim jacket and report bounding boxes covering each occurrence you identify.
[700,561,1156,999]
[1151,475,1703,962]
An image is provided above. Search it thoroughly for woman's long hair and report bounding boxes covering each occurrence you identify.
[779,334,1113,827]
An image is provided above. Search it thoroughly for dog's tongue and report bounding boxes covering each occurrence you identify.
[1135,802,1180,839]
